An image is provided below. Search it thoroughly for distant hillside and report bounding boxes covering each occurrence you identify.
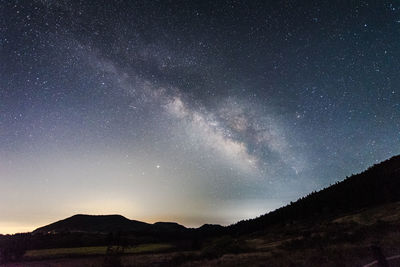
[230,155,400,234]
[34,214,186,234]
[32,155,400,237]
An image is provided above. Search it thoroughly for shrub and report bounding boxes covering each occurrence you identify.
[200,236,250,259]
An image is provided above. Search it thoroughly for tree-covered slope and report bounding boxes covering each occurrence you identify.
[230,155,400,234]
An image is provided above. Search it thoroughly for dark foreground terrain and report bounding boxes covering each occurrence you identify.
[1,155,400,266]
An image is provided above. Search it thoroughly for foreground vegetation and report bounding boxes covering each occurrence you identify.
[24,243,173,260]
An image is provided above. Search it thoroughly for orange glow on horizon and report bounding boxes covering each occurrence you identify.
[0,223,36,235]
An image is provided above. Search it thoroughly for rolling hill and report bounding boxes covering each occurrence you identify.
[33,214,186,235]
[29,155,400,237]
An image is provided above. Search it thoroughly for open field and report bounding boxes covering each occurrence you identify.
[23,243,174,260]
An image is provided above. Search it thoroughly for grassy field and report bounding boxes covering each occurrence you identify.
[24,243,173,260]
[124,243,173,254]
[25,246,108,258]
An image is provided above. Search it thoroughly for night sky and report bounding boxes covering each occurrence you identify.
[1,0,399,234]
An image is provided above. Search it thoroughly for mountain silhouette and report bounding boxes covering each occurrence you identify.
[33,214,186,234]
[33,155,400,236]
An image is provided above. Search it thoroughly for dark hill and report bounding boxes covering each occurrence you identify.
[153,222,187,231]
[32,155,400,237]
[33,214,186,234]
[229,155,400,234]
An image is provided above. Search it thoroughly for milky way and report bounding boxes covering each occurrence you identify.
[1,0,399,233]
